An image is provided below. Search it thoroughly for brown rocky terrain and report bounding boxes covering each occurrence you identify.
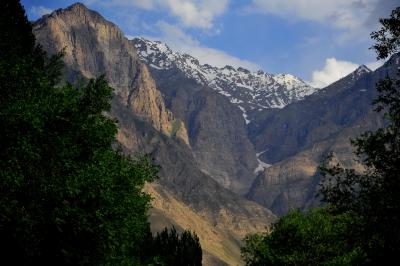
[33,3,276,264]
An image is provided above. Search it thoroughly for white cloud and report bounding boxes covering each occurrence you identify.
[366,60,384,71]
[152,21,260,70]
[85,0,229,29]
[30,6,53,17]
[310,58,359,88]
[248,0,393,35]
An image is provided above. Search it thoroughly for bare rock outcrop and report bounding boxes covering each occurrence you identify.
[33,2,189,145]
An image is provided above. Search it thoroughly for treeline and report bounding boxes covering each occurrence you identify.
[0,1,201,265]
[242,7,400,266]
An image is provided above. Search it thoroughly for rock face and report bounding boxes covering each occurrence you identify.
[34,3,189,146]
[127,64,189,144]
[246,58,400,215]
[145,67,259,194]
[33,3,276,265]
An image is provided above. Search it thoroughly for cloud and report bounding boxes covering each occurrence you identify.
[85,0,229,29]
[248,0,396,36]
[125,35,135,40]
[310,58,358,88]
[151,21,260,70]
[366,60,384,71]
[30,6,53,18]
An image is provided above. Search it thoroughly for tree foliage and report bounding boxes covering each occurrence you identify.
[151,227,202,266]
[241,208,366,266]
[0,1,159,264]
[371,7,400,60]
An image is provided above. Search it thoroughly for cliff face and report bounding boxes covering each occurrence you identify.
[33,3,189,145]
[146,67,259,194]
[128,65,189,144]
[33,3,276,265]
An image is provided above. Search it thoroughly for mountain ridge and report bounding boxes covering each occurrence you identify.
[131,37,318,123]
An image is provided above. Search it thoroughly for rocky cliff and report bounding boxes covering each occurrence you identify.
[33,3,189,146]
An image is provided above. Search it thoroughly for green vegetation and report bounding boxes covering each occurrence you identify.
[242,7,400,266]
[0,1,201,265]
[242,208,366,266]
[151,227,202,266]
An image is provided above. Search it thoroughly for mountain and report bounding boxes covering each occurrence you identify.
[248,64,377,164]
[130,37,320,194]
[33,3,276,265]
[246,58,400,215]
[132,37,318,123]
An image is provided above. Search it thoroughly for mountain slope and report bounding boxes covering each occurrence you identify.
[246,58,400,215]
[143,67,260,193]
[33,3,276,264]
[248,64,377,164]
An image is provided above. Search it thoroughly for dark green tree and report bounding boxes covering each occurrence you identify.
[241,208,366,266]
[0,1,158,264]
[151,227,202,266]
[319,6,400,264]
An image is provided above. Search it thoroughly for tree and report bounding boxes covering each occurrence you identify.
[371,7,400,60]
[0,1,158,264]
[241,208,366,266]
[151,227,202,266]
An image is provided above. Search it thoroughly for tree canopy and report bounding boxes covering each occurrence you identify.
[242,208,366,266]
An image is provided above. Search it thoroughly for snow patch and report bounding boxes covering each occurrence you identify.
[238,106,250,124]
[254,150,271,174]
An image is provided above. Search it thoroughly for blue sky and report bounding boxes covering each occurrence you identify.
[22,0,398,87]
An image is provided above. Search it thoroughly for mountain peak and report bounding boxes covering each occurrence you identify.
[60,2,92,15]
[67,2,87,10]
[355,65,371,75]
[39,2,108,26]
[223,65,236,71]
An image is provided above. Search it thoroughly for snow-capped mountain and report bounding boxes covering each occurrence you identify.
[131,37,318,123]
